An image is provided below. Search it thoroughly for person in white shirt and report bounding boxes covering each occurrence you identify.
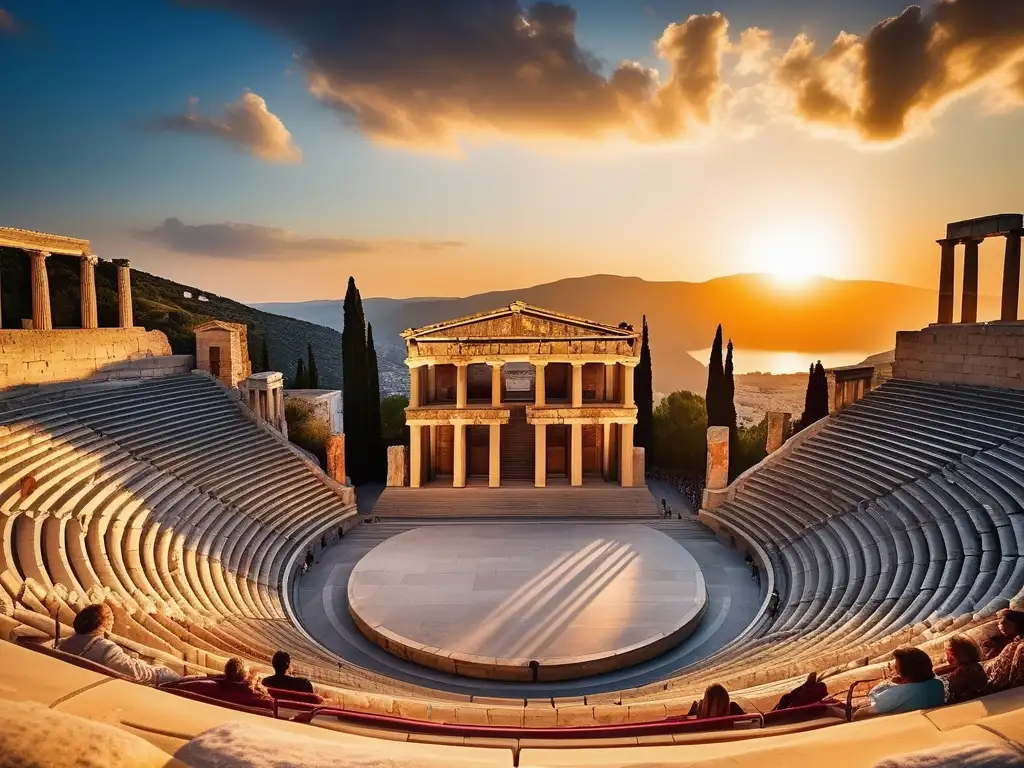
[58,603,180,686]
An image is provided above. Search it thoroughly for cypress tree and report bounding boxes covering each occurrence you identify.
[800,361,830,427]
[725,340,739,479]
[635,315,654,453]
[705,325,725,426]
[342,277,369,484]
[307,342,320,389]
[366,323,385,482]
[294,358,307,389]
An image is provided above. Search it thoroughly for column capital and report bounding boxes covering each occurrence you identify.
[1006,229,1024,239]
[960,237,984,247]
[486,360,504,368]
[936,238,957,247]
[83,254,99,266]
[454,360,470,368]
[570,361,584,368]
[112,258,131,268]
[31,250,50,260]
[532,360,548,368]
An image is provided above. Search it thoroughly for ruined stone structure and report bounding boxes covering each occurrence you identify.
[830,365,875,413]
[386,445,409,487]
[242,371,287,435]
[284,389,343,433]
[401,301,640,488]
[766,411,790,453]
[325,433,347,484]
[194,320,251,389]
[936,214,1023,324]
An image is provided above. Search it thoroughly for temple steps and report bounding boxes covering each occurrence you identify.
[500,406,535,481]
[373,484,660,518]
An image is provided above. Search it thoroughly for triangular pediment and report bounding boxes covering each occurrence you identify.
[402,302,637,342]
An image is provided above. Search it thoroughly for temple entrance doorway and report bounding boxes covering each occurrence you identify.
[467,425,490,477]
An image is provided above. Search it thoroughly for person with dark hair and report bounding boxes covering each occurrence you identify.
[305,549,315,568]
[853,647,944,720]
[772,672,828,711]
[687,683,744,719]
[58,603,179,686]
[935,635,987,704]
[767,589,781,619]
[985,609,1024,692]
[262,650,316,695]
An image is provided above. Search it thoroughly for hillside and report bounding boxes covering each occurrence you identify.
[256,273,986,396]
[0,249,344,388]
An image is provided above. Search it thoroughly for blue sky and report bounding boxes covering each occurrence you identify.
[2,0,1022,300]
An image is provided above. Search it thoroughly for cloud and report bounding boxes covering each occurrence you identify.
[735,27,772,76]
[0,8,20,34]
[182,1,734,146]
[136,218,465,260]
[770,0,1024,143]
[146,90,302,162]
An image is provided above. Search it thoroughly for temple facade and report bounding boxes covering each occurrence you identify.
[402,301,640,488]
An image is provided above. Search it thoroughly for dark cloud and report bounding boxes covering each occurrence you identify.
[773,0,1024,142]
[182,1,731,145]
[0,8,20,34]
[145,91,301,162]
[137,218,465,260]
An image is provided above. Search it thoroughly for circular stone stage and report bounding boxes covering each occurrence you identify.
[347,523,707,682]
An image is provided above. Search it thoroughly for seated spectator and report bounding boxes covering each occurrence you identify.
[985,609,1024,693]
[58,603,180,686]
[170,658,274,712]
[687,683,744,719]
[772,672,828,711]
[852,647,944,720]
[934,635,987,704]
[262,651,319,699]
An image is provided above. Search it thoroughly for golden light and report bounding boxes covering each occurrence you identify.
[741,216,842,285]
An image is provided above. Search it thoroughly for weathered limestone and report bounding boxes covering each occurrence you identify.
[894,322,1024,389]
[386,446,409,487]
[534,361,546,406]
[706,426,730,490]
[242,372,287,435]
[409,365,421,408]
[489,362,502,407]
[937,239,956,324]
[571,363,583,408]
[0,329,178,389]
[113,259,133,328]
[534,424,547,487]
[619,423,634,487]
[453,423,466,488]
[488,424,501,487]
[410,426,423,488]
[326,434,346,484]
[283,389,343,433]
[455,363,468,409]
[570,423,583,486]
[766,411,791,454]
[195,320,251,389]
[29,251,52,331]
[632,446,645,485]
[79,255,99,329]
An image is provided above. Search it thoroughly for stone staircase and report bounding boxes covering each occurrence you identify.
[373,484,661,518]
[500,406,534,481]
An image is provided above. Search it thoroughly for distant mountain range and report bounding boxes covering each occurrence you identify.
[255,273,989,395]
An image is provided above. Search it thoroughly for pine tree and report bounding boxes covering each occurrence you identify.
[307,342,320,389]
[801,362,815,427]
[342,277,369,484]
[705,325,725,426]
[366,323,385,482]
[260,336,270,374]
[800,361,830,427]
[635,315,654,454]
[294,358,307,389]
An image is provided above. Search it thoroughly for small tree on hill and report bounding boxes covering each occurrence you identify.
[294,358,308,389]
[635,315,654,454]
[307,342,320,389]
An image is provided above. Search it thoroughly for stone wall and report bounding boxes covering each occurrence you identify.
[894,322,1024,389]
[0,329,187,390]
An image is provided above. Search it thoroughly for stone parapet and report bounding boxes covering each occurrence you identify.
[894,322,1024,389]
[404,406,510,425]
[527,404,637,425]
[0,329,180,391]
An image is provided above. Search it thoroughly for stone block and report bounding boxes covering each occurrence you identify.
[705,426,730,490]
[326,434,347,484]
[386,445,408,487]
[632,446,645,485]
[766,411,790,454]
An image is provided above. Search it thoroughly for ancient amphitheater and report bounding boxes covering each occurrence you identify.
[2,220,1024,767]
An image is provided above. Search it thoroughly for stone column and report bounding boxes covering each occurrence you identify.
[428,424,437,481]
[604,363,616,403]
[453,423,466,488]
[570,423,583,486]
[619,423,634,487]
[490,362,502,407]
[622,362,635,407]
[409,425,422,488]
[456,363,468,409]
[534,424,547,487]
[766,411,791,454]
[113,259,133,328]
[705,426,730,490]
[79,255,99,329]
[409,366,421,408]
[326,434,346,484]
[30,251,52,331]
[534,362,546,406]
[488,423,501,488]
[937,239,956,324]
[1002,230,1023,322]
[427,365,436,403]
[601,422,612,479]
[571,363,583,408]
[961,239,980,324]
